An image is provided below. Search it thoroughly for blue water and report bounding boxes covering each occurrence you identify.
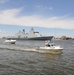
[0,40,74,75]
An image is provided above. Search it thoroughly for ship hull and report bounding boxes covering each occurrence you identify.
[7,36,53,41]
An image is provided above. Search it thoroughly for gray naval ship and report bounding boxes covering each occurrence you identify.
[7,28,53,40]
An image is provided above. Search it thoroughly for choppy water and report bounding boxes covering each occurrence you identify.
[0,40,74,75]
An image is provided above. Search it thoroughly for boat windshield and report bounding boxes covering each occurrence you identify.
[46,42,55,47]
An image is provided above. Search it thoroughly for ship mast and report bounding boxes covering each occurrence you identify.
[23,29,25,34]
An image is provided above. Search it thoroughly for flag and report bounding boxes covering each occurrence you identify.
[45,40,50,44]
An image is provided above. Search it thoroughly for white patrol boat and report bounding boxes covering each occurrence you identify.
[4,39,16,44]
[36,42,63,54]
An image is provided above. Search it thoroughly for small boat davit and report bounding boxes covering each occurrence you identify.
[36,41,63,54]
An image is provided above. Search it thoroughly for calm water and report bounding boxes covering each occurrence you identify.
[0,40,74,75]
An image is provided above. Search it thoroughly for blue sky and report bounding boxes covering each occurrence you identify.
[0,0,74,38]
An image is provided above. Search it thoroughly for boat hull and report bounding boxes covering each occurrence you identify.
[36,46,63,54]
[7,36,53,41]
[36,49,62,54]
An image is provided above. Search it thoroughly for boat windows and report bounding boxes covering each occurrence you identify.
[46,44,50,47]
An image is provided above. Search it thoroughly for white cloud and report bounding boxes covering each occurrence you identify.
[0,8,74,29]
[36,5,41,8]
[0,0,9,4]
[36,5,53,10]
[49,7,53,10]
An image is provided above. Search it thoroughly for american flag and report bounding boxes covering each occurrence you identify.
[45,40,50,44]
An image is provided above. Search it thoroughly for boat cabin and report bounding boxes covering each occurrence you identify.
[46,42,55,47]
